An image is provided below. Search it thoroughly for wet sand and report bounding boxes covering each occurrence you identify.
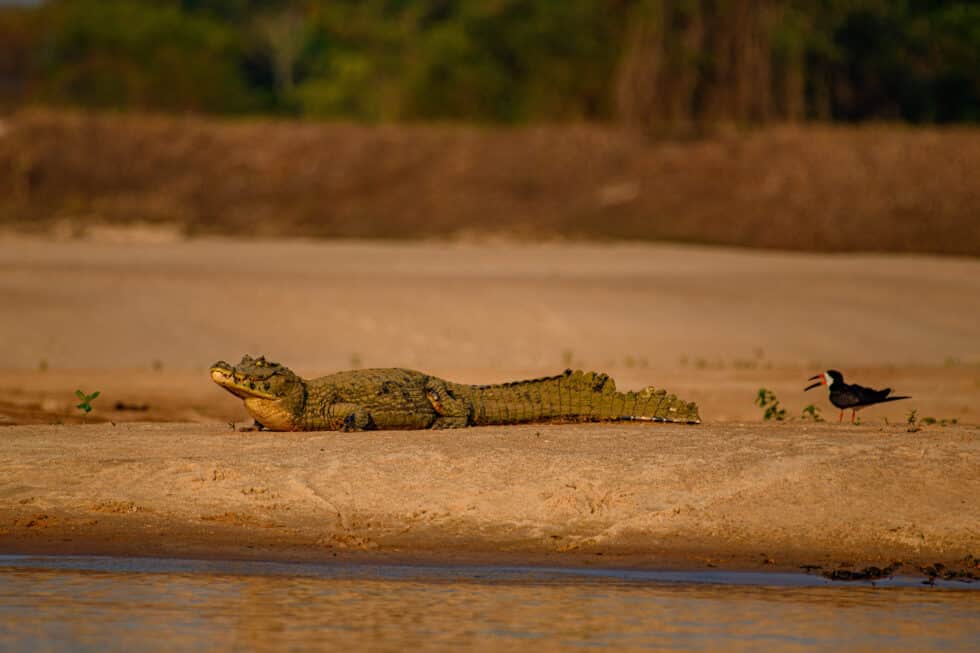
[0,237,978,572]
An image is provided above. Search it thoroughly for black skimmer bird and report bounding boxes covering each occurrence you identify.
[805,370,910,424]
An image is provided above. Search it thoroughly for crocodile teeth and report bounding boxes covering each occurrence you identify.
[210,369,231,382]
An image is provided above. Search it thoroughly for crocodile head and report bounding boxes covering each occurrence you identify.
[210,355,306,430]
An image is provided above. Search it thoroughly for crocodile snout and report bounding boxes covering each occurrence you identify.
[210,368,231,382]
[209,360,235,383]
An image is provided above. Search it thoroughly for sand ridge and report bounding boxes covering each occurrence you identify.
[1,421,977,574]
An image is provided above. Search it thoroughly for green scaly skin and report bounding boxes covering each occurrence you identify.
[210,355,701,432]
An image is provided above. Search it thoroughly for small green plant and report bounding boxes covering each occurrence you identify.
[921,416,937,426]
[801,404,824,422]
[906,409,919,433]
[755,388,787,421]
[75,389,100,413]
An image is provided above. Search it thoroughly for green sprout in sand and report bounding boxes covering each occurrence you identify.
[755,388,787,421]
[801,404,824,422]
[75,389,100,413]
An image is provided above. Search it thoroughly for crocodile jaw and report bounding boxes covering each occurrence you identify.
[211,367,302,429]
[243,397,301,431]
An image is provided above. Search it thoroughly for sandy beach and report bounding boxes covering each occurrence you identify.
[1,237,978,574]
[1,420,978,575]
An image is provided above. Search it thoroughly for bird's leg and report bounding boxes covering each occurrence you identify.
[851,410,856,424]
[839,410,844,424]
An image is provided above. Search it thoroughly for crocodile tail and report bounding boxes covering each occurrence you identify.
[459,369,700,425]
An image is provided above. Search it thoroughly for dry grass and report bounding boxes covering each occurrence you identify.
[1,110,978,254]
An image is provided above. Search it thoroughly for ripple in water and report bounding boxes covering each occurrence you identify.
[0,555,977,652]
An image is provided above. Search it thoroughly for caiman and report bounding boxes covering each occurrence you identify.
[210,355,701,431]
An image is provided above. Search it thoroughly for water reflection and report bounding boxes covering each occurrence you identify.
[0,557,977,652]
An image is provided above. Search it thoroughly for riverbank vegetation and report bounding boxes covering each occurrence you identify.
[2,1,977,129]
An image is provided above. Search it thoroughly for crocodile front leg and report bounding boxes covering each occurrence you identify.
[424,379,473,429]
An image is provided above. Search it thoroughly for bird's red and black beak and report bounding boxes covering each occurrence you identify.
[804,374,825,392]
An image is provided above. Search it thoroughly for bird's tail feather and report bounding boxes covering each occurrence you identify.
[876,395,910,403]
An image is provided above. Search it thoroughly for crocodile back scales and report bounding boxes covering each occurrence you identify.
[448,369,700,425]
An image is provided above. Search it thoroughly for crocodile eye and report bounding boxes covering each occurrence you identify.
[249,382,256,389]
[264,383,270,391]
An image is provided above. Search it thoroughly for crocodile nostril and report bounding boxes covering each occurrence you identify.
[264,383,271,391]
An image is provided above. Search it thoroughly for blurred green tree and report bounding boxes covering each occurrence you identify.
[400,1,624,122]
[34,0,263,112]
[0,0,975,125]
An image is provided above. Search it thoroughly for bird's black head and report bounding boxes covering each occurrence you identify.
[805,369,844,391]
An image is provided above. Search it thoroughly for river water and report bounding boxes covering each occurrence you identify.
[0,556,977,652]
